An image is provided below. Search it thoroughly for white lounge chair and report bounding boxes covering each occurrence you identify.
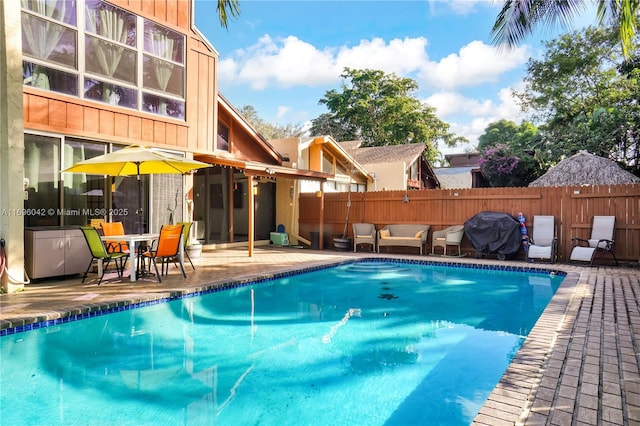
[353,223,376,253]
[527,216,557,263]
[431,225,465,257]
[569,216,618,266]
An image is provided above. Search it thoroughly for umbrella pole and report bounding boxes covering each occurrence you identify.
[136,163,143,234]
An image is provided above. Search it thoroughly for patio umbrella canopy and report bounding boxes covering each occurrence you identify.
[63,146,211,176]
[63,146,211,232]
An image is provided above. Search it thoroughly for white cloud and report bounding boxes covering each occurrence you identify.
[428,0,500,16]
[419,41,529,90]
[218,35,430,89]
[425,85,527,147]
[220,34,528,96]
[218,33,532,150]
[275,106,290,121]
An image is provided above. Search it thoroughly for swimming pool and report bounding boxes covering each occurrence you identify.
[0,260,564,425]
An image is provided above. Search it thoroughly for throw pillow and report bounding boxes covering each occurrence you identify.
[379,229,390,239]
[414,230,423,239]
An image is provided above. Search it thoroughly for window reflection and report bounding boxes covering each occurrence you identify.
[20,0,186,120]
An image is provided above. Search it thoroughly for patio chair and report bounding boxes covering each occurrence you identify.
[353,223,376,253]
[431,225,465,257]
[527,216,557,263]
[569,216,618,266]
[141,224,186,282]
[100,221,130,254]
[80,226,129,285]
[177,221,195,270]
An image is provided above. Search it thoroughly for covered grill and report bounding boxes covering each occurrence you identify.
[463,212,522,260]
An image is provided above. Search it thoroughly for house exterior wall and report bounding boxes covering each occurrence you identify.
[1,0,219,291]
[21,0,217,153]
[218,107,277,163]
[365,162,407,191]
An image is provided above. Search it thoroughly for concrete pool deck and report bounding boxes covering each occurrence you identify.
[1,246,638,425]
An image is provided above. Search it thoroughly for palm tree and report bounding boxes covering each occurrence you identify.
[491,0,639,58]
[217,0,240,29]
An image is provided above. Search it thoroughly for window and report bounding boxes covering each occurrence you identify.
[21,0,77,95]
[322,152,334,174]
[21,0,186,119]
[217,123,229,151]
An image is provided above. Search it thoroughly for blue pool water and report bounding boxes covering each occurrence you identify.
[1,260,563,425]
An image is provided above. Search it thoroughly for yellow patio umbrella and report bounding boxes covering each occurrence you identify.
[63,146,211,232]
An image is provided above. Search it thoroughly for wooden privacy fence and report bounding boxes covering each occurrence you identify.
[298,184,640,263]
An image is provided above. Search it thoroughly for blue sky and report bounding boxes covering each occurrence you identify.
[194,0,595,154]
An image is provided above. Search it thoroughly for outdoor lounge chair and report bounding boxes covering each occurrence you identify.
[527,216,557,263]
[431,225,465,257]
[80,226,129,285]
[569,216,618,266]
[141,224,186,282]
[353,223,376,252]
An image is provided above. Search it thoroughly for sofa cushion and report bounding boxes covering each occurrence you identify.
[379,229,391,239]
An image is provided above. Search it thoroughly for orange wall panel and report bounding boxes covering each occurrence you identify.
[141,118,154,142]
[166,0,179,27]
[48,100,67,129]
[155,0,167,22]
[83,107,99,132]
[166,123,177,146]
[113,113,129,138]
[154,121,166,144]
[67,104,84,131]
[128,116,142,141]
[29,95,49,125]
[99,110,115,135]
[177,0,189,28]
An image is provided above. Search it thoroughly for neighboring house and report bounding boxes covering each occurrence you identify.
[269,136,372,245]
[0,0,320,291]
[339,140,440,191]
[195,96,329,245]
[434,152,488,189]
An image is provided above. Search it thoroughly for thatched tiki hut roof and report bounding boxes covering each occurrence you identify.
[529,151,640,187]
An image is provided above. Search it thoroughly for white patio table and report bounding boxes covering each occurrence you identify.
[100,233,183,282]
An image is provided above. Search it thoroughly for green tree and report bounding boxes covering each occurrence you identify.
[477,120,544,186]
[491,0,639,58]
[477,119,540,151]
[239,105,306,140]
[216,0,240,29]
[313,68,465,161]
[516,26,639,175]
[308,113,359,142]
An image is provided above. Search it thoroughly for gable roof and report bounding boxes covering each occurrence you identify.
[338,141,427,167]
[529,150,640,187]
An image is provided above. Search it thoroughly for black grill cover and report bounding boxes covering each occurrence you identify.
[464,212,522,258]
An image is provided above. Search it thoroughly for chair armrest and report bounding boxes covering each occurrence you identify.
[432,229,446,239]
[571,237,589,247]
[596,238,615,250]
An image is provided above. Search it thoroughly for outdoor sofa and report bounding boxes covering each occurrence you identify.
[377,224,430,255]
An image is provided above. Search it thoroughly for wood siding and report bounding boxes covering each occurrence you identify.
[299,184,640,262]
[22,0,216,154]
[218,108,279,164]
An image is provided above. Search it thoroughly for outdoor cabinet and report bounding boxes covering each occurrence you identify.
[25,227,92,280]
